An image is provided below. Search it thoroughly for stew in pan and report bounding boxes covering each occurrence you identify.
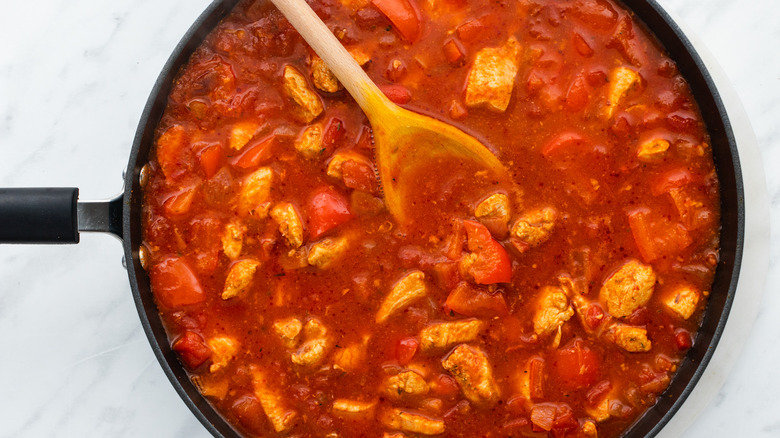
[141,0,721,436]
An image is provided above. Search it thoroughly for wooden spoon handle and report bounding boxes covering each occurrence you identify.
[268,0,390,120]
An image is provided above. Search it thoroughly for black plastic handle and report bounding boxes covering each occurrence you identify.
[0,188,80,244]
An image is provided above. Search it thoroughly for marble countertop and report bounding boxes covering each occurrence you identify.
[0,0,777,436]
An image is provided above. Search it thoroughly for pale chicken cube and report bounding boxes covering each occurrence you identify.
[587,397,611,423]
[418,319,485,351]
[292,318,333,367]
[311,50,370,93]
[253,370,298,433]
[376,271,429,323]
[326,150,374,180]
[295,124,324,159]
[384,370,430,398]
[308,236,349,269]
[380,408,446,435]
[582,420,598,437]
[221,259,260,300]
[270,202,304,248]
[636,138,670,162]
[272,317,303,348]
[283,65,324,123]
[510,207,557,252]
[612,325,652,352]
[192,375,229,399]
[441,344,500,406]
[229,121,261,151]
[663,285,700,320]
[221,221,245,260]
[464,37,521,112]
[238,167,273,217]
[207,336,238,373]
[332,341,367,372]
[599,259,656,318]
[603,66,642,119]
[533,286,575,336]
[475,193,511,237]
[332,399,377,416]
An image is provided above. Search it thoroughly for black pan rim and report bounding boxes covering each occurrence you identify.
[122,1,746,437]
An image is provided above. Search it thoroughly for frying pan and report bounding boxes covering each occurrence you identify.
[0,0,744,436]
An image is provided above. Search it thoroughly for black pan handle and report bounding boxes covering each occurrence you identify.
[0,188,123,244]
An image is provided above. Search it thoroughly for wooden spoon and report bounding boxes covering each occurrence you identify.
[269,0,514,225]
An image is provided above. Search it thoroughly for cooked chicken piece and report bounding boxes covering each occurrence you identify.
[599,259,656,318]
[270,202,304,248]
[229,121,261,151]
[663,284,700,320]
[533,286,575,336]
[252,370,298,433]
[295,124,324,159]
[612,325,652,352]
[464,37,521,112]
[327,150,374,179]
[380,408,446,435]
[207,336,238,372]
[272,317,303,348]
[308,236,349,269]
[192,375,229,399]
[221,259,260,300]
[292,318,333,367]
[283,65,324,123]
[238,167,273,217]
[586,397,611,423]
[376,271,429,323]
[384,370,430,398]
[332,341,367,372]
[603,66,642,119]
[221,221,245,260]
[636,138,670,162]
[418,319,485,351]
[510,207,557,253]
[475,193,511,237]
[156,124,188,179]
[332,399,377,416]
[311,50,370,93]
[441,344,500,406]
[582,420,598,437]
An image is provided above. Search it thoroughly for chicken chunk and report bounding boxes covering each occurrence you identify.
[376,271,429,323]
[441,344,500,406]
[311,50,370,93]
[207,336,238,372]
[332,341,367,372]
[384,370,430,398]
[332,399,377,416]
[587,397,611,423]
[253,370,298,433]
[582,420,598,437]
[295,124,324,159]
[156,124,188,179]
[510,207,557,252]
[221,221,245,260]
[272,317,303,348]
[229,121,262,151]
[636,138,670,162]
[599,260,656,318]
[292,318,333,367]
[327,150,374,180]
[270,202,304,248]
[283,65,324,123]
[380,408,446,435]
[238,167,273,217]
[612,325,652,352]
[603,66,642,119]
[533,286,575,336]
[308,236,349,269]
[418,319,485,351]
[464,37,521,112]
[663,285,700,320]
[475,193,511,237]
[222,259,260,300]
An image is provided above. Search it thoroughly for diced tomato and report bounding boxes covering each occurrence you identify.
[668,188,714,231]
[570,0,618,30]
[396,337,419,365]
[433,261,460,290]
[163,185,198,217]
[172,330,212,369]
[666,110,700,134]
[584,304,605,330]
[565,73,589,112]
[323,117,345,149]
[156,125,190,180]
[675,329,692,350]
[356,125,373,150]
[628,208,693,262]
[455,16,497,43]
[233,135,274,169]
[528,357,545,399]
[624,306,650,326]
[442,37,466,65]
[232,395,267,434]
[149,256,206,309]
[341,159,377,193]
[445,282,508,317]
[187,215,223,274]
[586,380,612,405]
[572,31,594,57]
[198,144,223,179]
[379,84,412,104]
[551,340,600,390]
[431,374,460,398]
[502,417,530,431]
[463,220,512,284]
[307,186,353,239]
[371,0,421,42]
[541,132,588,158]
[551,406,579,437]
[651,167,695,196]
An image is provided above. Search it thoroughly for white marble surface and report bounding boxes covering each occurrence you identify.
[0,0,776,437]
